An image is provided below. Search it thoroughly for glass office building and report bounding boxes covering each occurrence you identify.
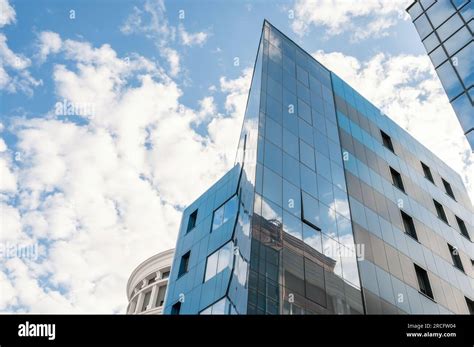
[163,20,474,315]
[407,0,473,149]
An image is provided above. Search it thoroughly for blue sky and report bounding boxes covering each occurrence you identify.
[0,0,472,313]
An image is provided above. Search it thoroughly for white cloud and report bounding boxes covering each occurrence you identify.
[0,0,15,28]
[178,24,209,47]
[36,31,62,62]
[0,33,42,95]
[312,50,474,200]
[290,0,411,41]
[1,31,252,313]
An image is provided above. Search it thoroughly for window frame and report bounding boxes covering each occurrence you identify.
[441,178,456,200]
[447,243,464,272]
[186,209,198,233]
[401,210,418,241]
[421,162,434,183]
[380,130,395,153]
[178,251,191,278]
[433,199,449,224]
[414,264,434,300]
[390,167,405,192]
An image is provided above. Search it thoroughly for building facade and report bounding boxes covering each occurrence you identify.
[407,0,473,149]
[163,21,474,315]
[126,249,174,314]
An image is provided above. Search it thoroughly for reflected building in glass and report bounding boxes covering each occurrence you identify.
[163,21,474,315]
[407,0,473,149]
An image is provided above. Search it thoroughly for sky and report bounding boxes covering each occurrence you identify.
[0,0,472,313]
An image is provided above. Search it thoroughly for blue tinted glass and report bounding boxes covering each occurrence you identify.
[422,32,440,53]
[309,75,322,94]
[298,99,312,125]
[414,14,432,39]
[283,70,296,94]
[283,128,299,158]
[303,224,322,252]
[311,93,324,112]
[263,167,282,205]
[300,164,318,198]
[261,197,283,224]
[437,13,463,40]
[267,76,282,101]
[283,210,303,240]
[336,213,354,248]
[333,186,350,219]
[443,27,471,55]
[297,81,311,104]
[269,43,282,64]
[314,130,329,156]
[326,119,339,142]
[453,41,473,88]
[429,45,447,67]
[283,153,300,186]
[282,54,295,74]
[223,196,238,225]
[264,140,282,175]
[212,205,224,231]
[268,59,282,82]
[331,162,346,191]
[266,117,282,147]
[266,95,283,124]
[299,139,315,170]
[436,60,464,99]
[296,65,309,86]
[319,202,338,239]
[283,88,297,118]
[328,140,342,163]
[316,151,332,181]
[282,109,298,135]
[317,174,334,207]
[302,191,320,227]
[322,85,332,102]
[283,179,301,216]
[282,39,295,59]
[298,118,314,144]
[312,110,326,132]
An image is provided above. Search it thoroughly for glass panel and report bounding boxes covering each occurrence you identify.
[264,140,282,175]
[302,191,320,228]
[303,223,322,252]
[300,139,316,170]
[212,205,224,231]
[426,1,456,28]
[265,117,282,147]
[283,210,303,240]
[298,99,312,125]
[283,88,297,119]
[429,45,447,67]
[436,13,463,41]
[283,128,299,158]
[282,153,300,186]
[283,179,301,216]
[205,251,219,281]
[453,41,473,88]
[436,60,464,99]
[443,27,471,55]
[297,65,309,86]
[422,31,440,53]
[267,76,282,101]
[263,166,282,205]
[300,164,318,198]
[414,14,433,39]
[297,81,311,104]
[283,53,295,74]
[217,242,233,273]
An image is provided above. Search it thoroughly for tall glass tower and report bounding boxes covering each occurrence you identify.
[407,0,473,149]
[163,20,474,315]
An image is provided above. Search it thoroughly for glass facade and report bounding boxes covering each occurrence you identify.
[164,20,474,315]
[407,0,474,149]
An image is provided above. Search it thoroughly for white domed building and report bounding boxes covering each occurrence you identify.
[126,249,174,314]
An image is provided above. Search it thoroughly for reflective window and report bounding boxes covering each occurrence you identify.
[436,13,463,41]
[266,95,283,124]
[296,65,309,86]
[269,43,282,64]
[429,45,447,67]
[300,139,315,170]
[178,251,190,278]
[304,257,326,307]
[298,118,314,143]
[264,140,282,175]
[265,117,282,147]
[283,88,297,118]
[283,179,301,216]
[426,1,456,28]
[283,128,299,158]
[319,202,338,239]
[298,99,312,125]
[302,191,320,229]
[300,164,318,198]
[414,14,432,39]
[283,70,297,94]
[283,210,303,240]
[303,223,322,252]
[204,241,233,282]
[283,153,300,186]
[212,195,239,231]
[423,32,440,53]
[443,27,471,55]
[200,297,231,314]
[263,166,282,205]
[267,76,282,101]
[297,81,311,104]
[283,53,295,74]
[436,60,464,99]
[309,75,322,94]
[317,174,334,207]
[453,41,473,88]
[316,151,332,181]
[268,59,282,82]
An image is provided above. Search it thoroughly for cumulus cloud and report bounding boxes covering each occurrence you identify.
[0,0,16,28]
[289,0,411,41]
[312,50,474,199]
[178,24,209,47]
[120,0,210,76]
[36,31,62,62]
[1,30,251,313]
